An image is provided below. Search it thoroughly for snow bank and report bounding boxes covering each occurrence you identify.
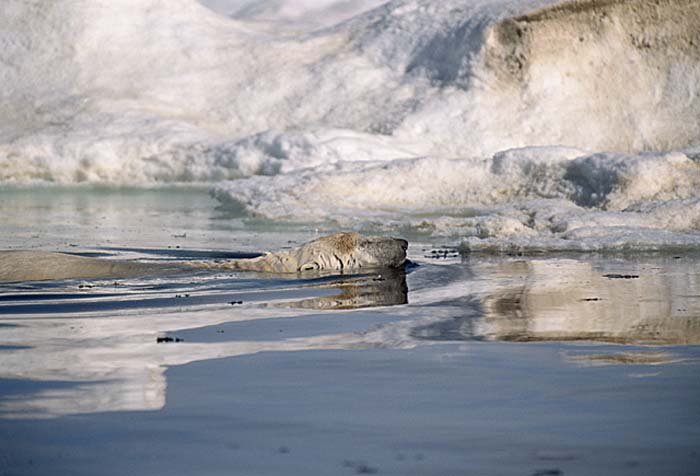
[2,0,699,183]
[213,147,700,250]
[214,148,700,216]
[201,0,389,33]
[2,0,700,250]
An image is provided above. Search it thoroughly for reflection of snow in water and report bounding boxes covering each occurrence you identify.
[0,306,354,418]
[1,256,698,419]
[411,256,700,345]
[0,271,408,419]
[476,259,700,345]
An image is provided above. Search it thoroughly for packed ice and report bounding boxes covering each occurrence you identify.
[1,0,699,250]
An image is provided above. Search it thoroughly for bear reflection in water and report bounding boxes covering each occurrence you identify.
[289,268,408,310]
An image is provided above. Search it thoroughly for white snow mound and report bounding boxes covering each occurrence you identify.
[2,0,700,250]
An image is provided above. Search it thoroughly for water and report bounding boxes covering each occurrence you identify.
[1,188,699,475]
[0,186,320,251]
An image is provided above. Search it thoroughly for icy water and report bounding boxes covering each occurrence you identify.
[1,188,699,476]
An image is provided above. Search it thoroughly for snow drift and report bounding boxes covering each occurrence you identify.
[1,0,700,249]
[2,0,699,182]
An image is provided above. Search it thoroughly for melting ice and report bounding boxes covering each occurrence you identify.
[1,0,699,250]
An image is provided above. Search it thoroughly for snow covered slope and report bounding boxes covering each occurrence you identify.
[1,0,700,249]
[2,0,698,182]
[200,0,389,33]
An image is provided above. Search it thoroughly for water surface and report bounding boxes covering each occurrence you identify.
[1,188,699,476]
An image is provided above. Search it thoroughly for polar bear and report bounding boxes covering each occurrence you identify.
[0,233,408,282]
[198,232,407,273]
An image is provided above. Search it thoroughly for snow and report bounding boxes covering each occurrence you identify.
[212,147,700,250]
[200,0,389,33]
[1,0,700,250]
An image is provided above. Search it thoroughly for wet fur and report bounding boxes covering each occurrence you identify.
[192,233,407,273]
[0,233,408,282]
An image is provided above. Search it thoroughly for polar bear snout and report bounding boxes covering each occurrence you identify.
[356,236,408,269]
